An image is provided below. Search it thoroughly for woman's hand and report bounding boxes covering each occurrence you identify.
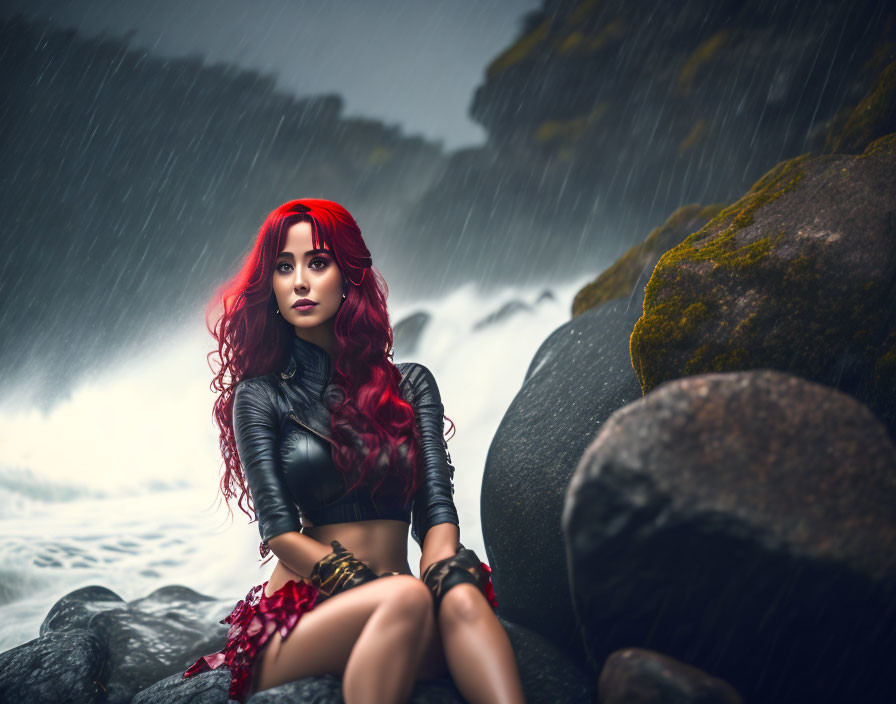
[309,540,380,601]
[421,545,496,612]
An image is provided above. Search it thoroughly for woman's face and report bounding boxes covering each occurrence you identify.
[273,221,344,338]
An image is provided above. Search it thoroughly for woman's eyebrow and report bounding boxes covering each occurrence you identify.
[276,248,331,259]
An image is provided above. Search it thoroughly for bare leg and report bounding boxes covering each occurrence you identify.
[438,584,526,704]
[255,575,435,704]
[342,577,436,704]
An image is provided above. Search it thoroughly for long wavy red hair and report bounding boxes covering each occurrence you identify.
[206,199,432,528]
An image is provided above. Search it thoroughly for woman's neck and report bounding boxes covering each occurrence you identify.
[295,325,336,361]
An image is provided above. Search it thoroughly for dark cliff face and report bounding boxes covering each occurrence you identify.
[398,0,895,294]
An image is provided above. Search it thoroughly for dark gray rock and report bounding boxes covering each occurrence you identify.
[564,370,896,704]
[132,667,236,704]
[392,311,431,359]
[40,585,125,635]
[135,664,459,704]
[251,675,461,704]
[0,628,108,704]
[472,299,533,330]
[502,619,594,703]
[481,297,643,661]
[598,648,742,704]
[12,583,234,704]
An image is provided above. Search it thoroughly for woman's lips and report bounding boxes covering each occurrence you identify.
[293,302,318,311]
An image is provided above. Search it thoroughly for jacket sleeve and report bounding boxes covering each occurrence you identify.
[232,379,303,543]
[404,363,460,548]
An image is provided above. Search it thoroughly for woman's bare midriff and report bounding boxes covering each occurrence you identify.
[263,518,413,598]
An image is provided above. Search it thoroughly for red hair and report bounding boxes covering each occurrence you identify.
[206,199,427,526]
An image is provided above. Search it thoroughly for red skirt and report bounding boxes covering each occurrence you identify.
[183,579,321,703]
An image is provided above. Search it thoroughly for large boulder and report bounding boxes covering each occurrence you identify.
[572,203,724,318]
[481,297,643,661]
[630,134,896,439]
[598,648,742,704]
[0,628,107,704]
[823,60,896,155]
[501,619,594,703]
[2,584,235,703]
[563,370,896,703]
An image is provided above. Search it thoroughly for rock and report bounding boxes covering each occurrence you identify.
[630,135,896,440]
[481,297,643,661]
[132,668,234,704]
[0,628,108,704]
[473,299,533,330]
[248,675,462,704]
[563,370,896,703]
[7,583,235,704]
[598,648,742,704]
[823,60,896,155]
[398,1,894,295]
[572,203,724,317]
[40,585,126,635]
[135,654,458,703]
[392,311,431,359]
[502,619,594,703]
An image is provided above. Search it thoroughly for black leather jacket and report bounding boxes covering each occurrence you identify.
[232,334,459,548]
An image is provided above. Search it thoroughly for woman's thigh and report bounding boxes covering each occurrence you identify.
[254,575,446,691]
[415,616,450,681]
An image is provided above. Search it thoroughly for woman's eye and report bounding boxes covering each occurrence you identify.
[309,256,329,270]
[276,261,292,273]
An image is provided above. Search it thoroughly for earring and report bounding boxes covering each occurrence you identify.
[275,308,281,315]
[342,292,347,299]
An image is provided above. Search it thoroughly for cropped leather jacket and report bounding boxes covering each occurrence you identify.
[232,334,459,549]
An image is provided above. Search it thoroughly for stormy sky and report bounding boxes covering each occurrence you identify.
[2,0,541,150]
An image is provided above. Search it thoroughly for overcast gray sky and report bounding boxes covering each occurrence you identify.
[3,0,542,150]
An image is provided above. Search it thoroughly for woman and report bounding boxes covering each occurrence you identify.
[183,199,526,704]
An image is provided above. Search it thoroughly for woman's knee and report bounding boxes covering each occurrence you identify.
[381,575,435,618]
[438,583,484,626]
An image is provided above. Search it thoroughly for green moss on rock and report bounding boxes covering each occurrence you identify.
[629,139,896,439]
[825,60,896,154]
[572,202,725,317]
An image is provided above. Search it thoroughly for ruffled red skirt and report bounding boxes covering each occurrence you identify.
[183,579,321,703]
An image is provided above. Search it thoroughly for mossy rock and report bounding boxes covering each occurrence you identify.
[572,203,725,318]
[825,59,896,154]
[630,133,896,437]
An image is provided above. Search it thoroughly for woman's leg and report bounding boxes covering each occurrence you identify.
[255,575,436,704]
[438,583,526,704]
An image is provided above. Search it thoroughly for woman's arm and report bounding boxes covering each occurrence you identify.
[233,379,331,574]
[267,530,332,579]
[420,521,460,576]
[400,363,462,571]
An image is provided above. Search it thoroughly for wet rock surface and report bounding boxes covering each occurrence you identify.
[598,648,742,704]
[564,369,896,703]
[481,297,643,660]
[0,628,108,704]
[630,135,896,439]
[572,203,724,318]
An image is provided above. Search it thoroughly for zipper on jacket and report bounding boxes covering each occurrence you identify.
[288,411,336,446]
